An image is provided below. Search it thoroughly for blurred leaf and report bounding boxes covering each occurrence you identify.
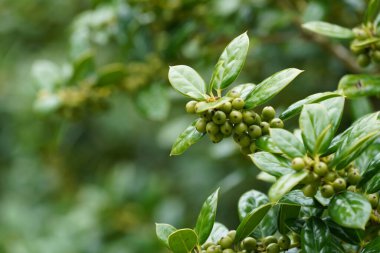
[351,38,380,50]
[168,228,198,253]
[34,92,62,113]
[302,21,354,39]
[270,128,306,158]
[156,223,176,248]
[170,120,204,156]
[250,152,294,177]
[338,74,380,98]
[268,171,308,202]
[96,63,126,86]
[361,236,380,253]
[135,84,170,121]
[71,51,95,81]
[32,60,62,91]
[364,0,380,23]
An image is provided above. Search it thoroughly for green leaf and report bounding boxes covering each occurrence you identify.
[71,50,95,81]
[328,191,371,229]
[238,190,277,238]
[135,84,170,121]
[270,128,306,158]
[245,68,303,109]
[302,21,354,39]
[96,63,126,86]
[168,228,198,253]
[257,171,276,183]
[324,218,363,244]
[301,217,332,253]
[351,38,380,50]
[195,97,232,113]
[278,190,315,207]
[194,188,219,245]
[277,204,300,234]
[364,0,380,23]
[319,96,345,134]
[268,171,309,202]
[361,236,380,253]
[170,120,204,156]
[168,65,207,100]
[350,97,374,120]
[34,92,62,114]
[358,153,380,190]
[226,83,256,100]
[205,222,228,244]
[280,92,341,120]
[255,136,283,154]
[235,203,272,242]
[210,32,249,91]
[338,74,380,98]
[156,223,177,248]
[300,104,333,155]
[250,152,294,178]
[32,60,62,91]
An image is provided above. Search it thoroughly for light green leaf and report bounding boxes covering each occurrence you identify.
[250,152,294,177]
[156,223,177,248]
[270,128,306,158]
[257,171,276,183]
[32,60,62,91]
[135,84,170,121]
[205,222,228,244]
[268,171,309,202]
[210,32,249,91]
[320,96,345,134]
[302,21,354,39]
[226,83,256,100]
[338,74,380,98]
[168,228,198,253]
[195,97,232,113]
[245,68,303,109]
[169,65,207,100]
[351,38,380,50]
[255,136,283,154]
[170,120,204,156]
[278,190,315,207]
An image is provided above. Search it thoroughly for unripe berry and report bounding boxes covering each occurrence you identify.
[241,237,256,250]
[372,50,380,63]
[278,235,290,250]
[248,125,262,139]
[232,98,245,110]
[291,157,305,171]
[207,245,222,253]
[249,142,257,153]
[350,43,365,55]
[226,230,236,241]
[234,122,248,135]
[251,112,261,125]
[222,249,234,253]
[200,109,213,120]
[260,122,270,135]
[212,111,227,125]
[228,89,240,98]
[202,242,215,250]
[196,118,207,133]
[186,100,197,113]
[229,110,243,124]
[266,243,280,253]
[195,101,207,113]
[320,184,335,198]
[347,185,356,192]
[240,147,251,155]
[262,106,276,121]
[218,236,233,249]
[332,178,347,192]
[314,162,328,176]
[238,134,251,148]
[302,184,318,197]
[347,169,361,185]
[209,133,224,143]
[353,27,367,39]
[357,53,370,67]
[302,172,319,184]
[220,102,232,114]
[270,118,284,128]
[324,171,337,182]
[206,122,219,135]
[243,111,255,125]
[263,236,277,246]
[220,122,233,136]
[367,194,379,209]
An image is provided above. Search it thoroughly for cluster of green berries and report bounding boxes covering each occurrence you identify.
[350,25,380,67]
[201,232,291,253]
[186,94,283,155]
[291,157,362,198]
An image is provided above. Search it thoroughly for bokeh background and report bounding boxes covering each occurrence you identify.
[0,0,377,252]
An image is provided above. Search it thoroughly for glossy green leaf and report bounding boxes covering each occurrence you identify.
[363,171,380,194]
[135,84,170,121]
[358,153,380,189]
[257,171,276,183]
[168,228,198,253]
[250,152,294,178]
[301,217,331,253]
[338,74,380,98]
[238,190,277,238]
[255,136,282,154]
[278,190,315,207]
[156,223,177,248]
[226,83,256,100]
[195,97,232,113]
[328,191,371,229]
[270,128,306,158]
[325,218,363,244]
[361,236,380,253]
[210,32,249,91]
[364,0,380,23]
[302,21,354,39]
[205,222,228,244]
[168,65,207,100]
[319,97,345,134]
[235,203,272,242]
[300,104,333,155]
[194,188,219,244]
[96,63,126,86]
[245,68,303,109]
[280,92,341,120]
[268,171,309,202]
[170,120,204,156]
[277,204,300,234]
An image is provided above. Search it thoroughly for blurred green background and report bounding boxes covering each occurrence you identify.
[0,0,376,252]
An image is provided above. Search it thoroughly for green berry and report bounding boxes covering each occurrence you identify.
[260,122,270,135]
[249,142,257,153]
[200,109,214,120]
[353,27,367,39]
[206,122,219,135]
[314,162,328,176]
[324,171,337,182]
[367,194,379,209]
[202,242,215,250]
[291,157,305,171]
[262,106,276,121]
[240,146,251,155]
[213,111,227,125]
[195,101,207,113]
[220,102,232,114]
[218,236,233,249]
[357,53,370,67]
[243,111,255,125]
[195,118,207,133]
[251,112,261,125]
[220,122,233,136]
[207,245,222,253]
[263,236,277,246]
[270,118,284,128]
[248,125,262,139]
[372,50,380,63]
[302,172,319,184]
[337,169,346,177]
[241,237,256,250]
[234,122,248,135]
[278,235,290,250]
[222,249,234,253]
[332,178,347,192]
[347,169,361,185]
[350,43,365,55]
[320,184,335,198]
[226,230,236,241]
[228,89,240,98]
[209,133,224,143]
[238,134,251,148]
[232,98,245,110]
[347,185,356,192]
[302,184,318,197]
[266,243,280,253]
[229,110,243,124]
[186,100,197,113]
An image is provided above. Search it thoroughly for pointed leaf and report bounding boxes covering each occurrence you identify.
[338,74,380,98]
[301,217,332,253]
[156,223,177,248]
[250,152,294,177]
[302,21,354,39]
[169,65,207,100]
[270,129,306,158]
[205,222,229,244]
[245,68,303,109]
[319,96,345,134]
[168,229,198,253]
[364,0,380,23]
[268,171,309,202]
[170,120,204,156]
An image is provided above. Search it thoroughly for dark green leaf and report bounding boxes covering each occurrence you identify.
[324,218,363,244]
[278,190,315,207]
[364,0,380,23]
[170,120,204,156]
[255,136,283,154]
[361,236,380,253]
[235,203,272,242]
[135,84,170,121]
[270,129,306,158]
[250,152,294,178]
[71,50,95,81]
[280,92,341,120]
[194,188,219,244]
[226,83,256,100]
[301,217,331,253]
[210,32,249,90]
[277,204,300,234]
[338,74,380,98]
[245,68,303,109]
[156,223,177,248]
[358,153,380,189]
[195,97,232,113]
[205,222,228,244]
[168,228,198,253]
[302,21,354,39]
[96,63,126,86]
[268,171,309,202]
[168,65,207,100]
[328,191,371,229]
